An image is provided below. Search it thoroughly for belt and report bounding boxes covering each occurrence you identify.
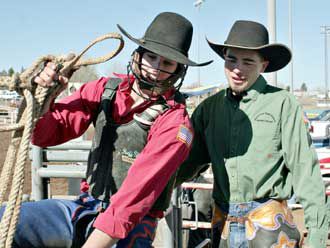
[226,216,247,224]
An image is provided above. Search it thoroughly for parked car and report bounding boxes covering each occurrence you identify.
[303,111,312,132]
[310,115,330,148]
[0,90,21,100]
[309,109,330,121]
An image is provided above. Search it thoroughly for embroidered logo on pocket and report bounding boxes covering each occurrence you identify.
[255,112,275,123]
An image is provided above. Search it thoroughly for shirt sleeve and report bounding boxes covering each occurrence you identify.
[93,107,193,239]
[31,78,107,147]
[175,103,211,187]
[281,95,329,248]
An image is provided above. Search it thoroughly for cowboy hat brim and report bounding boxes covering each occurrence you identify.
[206,38,291,72]
[118,24,212,67]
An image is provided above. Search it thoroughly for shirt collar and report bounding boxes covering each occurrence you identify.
[112,73,134,92]
[225,75,268,102]
[242,75,268,101]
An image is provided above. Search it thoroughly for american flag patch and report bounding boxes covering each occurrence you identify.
[176,125,193,147]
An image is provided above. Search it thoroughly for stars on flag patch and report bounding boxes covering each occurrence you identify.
[176,125,193,147]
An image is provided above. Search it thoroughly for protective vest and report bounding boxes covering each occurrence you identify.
[86,78,185,211]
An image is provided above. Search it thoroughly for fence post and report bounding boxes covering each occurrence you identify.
[171,187,183,248]
[31,145,44,201]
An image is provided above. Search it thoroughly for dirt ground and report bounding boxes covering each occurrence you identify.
[0,131,68,200]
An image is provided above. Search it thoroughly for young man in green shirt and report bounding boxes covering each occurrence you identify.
[176,20,329,248]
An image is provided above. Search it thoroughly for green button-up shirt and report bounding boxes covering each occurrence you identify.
[176,76,329,247]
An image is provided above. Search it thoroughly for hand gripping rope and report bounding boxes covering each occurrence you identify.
[0,33,124,248]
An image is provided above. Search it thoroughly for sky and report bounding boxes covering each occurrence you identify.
[1,0,330,90]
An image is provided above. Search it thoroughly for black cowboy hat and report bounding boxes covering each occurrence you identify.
[207,20,291,72]
[117,12,212,67]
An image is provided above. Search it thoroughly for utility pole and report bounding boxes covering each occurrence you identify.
[289,0,294,93]
[267,0,277,86]
[194,0,205,105]
[194,0,204,87]
[321,26,330,102]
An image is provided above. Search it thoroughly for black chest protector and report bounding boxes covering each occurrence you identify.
[86,78,185,211]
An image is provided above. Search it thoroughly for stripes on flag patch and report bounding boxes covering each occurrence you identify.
[176,125,193,147]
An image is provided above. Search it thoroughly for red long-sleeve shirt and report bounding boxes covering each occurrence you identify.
[31,75,193,239]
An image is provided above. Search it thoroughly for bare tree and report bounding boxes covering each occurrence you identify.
[301,83,308,92]
[70,65,99,83]
[183,82,202,89]
[0,70,7,76]
[105,61,127,76]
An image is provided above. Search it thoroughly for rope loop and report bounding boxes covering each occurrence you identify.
[0,32,124,94]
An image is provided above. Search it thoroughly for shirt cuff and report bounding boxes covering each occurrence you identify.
[306,228,328,248]
[93,211,132,239]
[93,208,164,239]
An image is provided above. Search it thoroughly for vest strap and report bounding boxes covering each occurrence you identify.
[101,78,122,101]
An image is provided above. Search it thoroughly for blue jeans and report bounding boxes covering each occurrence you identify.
[214,199,268,248]
[0,194,157,248]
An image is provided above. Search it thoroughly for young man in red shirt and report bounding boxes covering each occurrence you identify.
[1,12,211,248]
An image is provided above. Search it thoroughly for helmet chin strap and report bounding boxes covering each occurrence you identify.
[127,62,153,101]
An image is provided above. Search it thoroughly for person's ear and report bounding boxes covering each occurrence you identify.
[261,60,269,73]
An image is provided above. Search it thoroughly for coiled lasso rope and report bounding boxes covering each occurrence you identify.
[0,32,124,248]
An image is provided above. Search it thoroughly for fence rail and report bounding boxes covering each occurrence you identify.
[30,141,91,200]
[29,140,330,247]
[0,106,18,124]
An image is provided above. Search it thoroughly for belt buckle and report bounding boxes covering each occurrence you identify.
[238,203,248,210]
